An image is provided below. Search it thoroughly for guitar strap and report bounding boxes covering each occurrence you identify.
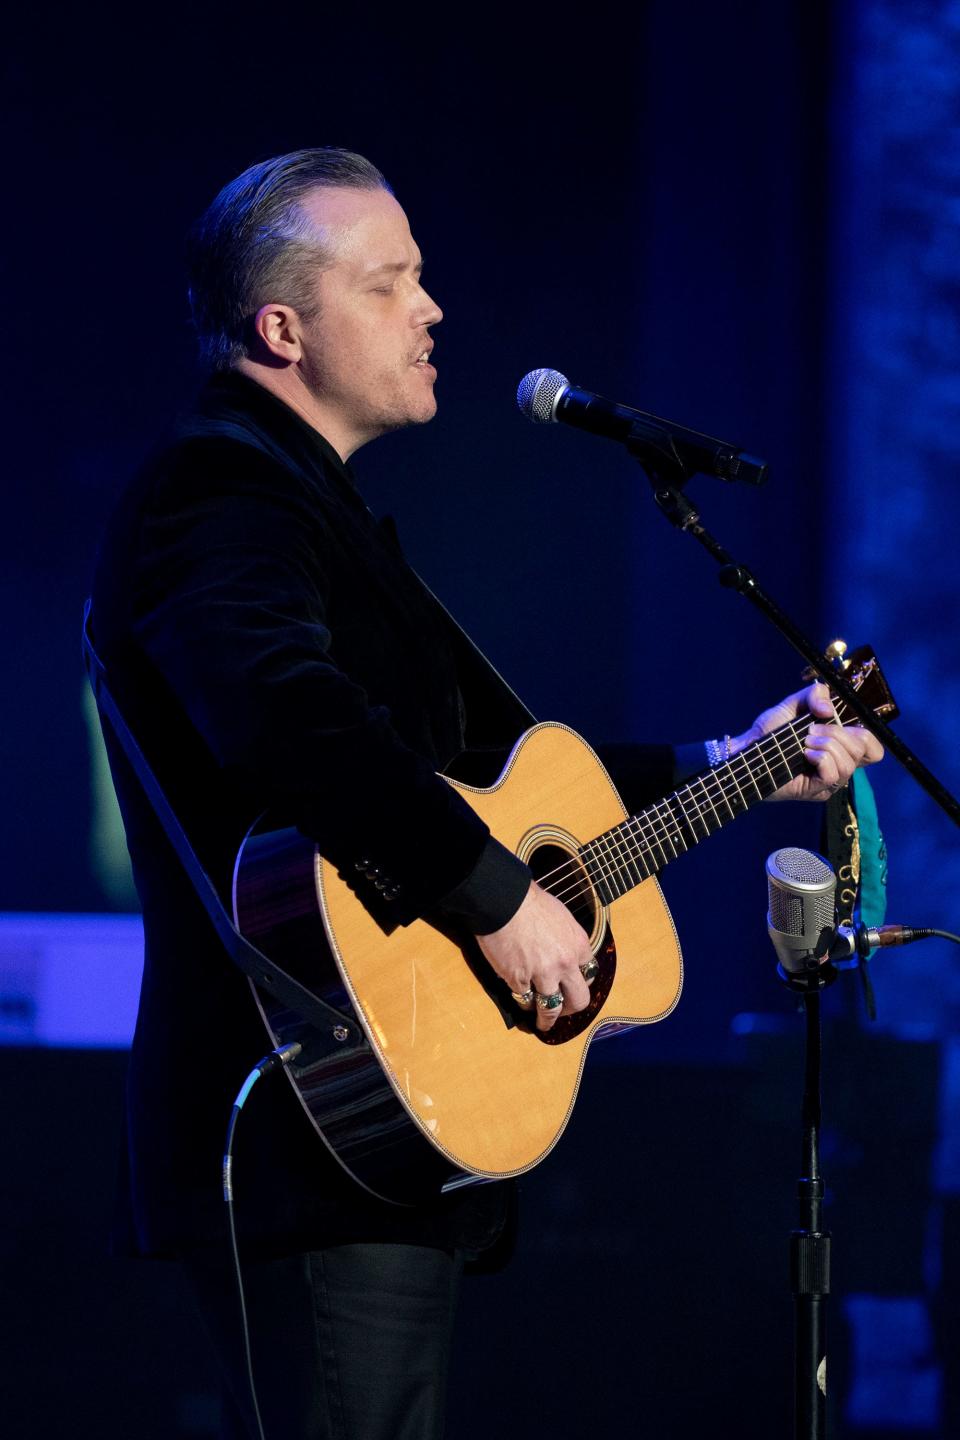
[81,600,366,1058]
[408,562,538,731]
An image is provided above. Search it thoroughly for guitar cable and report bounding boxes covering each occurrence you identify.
[222,1041,303,1440]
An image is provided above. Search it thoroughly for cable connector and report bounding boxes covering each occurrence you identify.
[223,1042,303,1202]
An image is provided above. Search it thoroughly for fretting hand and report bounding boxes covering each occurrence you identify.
[730,682,883,802]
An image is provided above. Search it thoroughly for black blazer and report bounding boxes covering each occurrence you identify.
[91,372,679,1260]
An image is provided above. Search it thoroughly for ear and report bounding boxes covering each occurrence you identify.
[249,302,303,363]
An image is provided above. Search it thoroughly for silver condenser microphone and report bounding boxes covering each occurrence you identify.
[766,848,838,975]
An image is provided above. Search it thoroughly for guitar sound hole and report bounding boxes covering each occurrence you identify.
[524,842,616,1045]
[529,843,596,938]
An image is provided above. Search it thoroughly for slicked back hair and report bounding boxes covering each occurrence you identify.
[186,148,391,371]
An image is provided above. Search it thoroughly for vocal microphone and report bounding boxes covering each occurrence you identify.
[516,368,768,485]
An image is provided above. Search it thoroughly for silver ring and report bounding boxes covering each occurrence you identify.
[511,989,535,1008]
[535,989,564,1011]
[579,958,600,982]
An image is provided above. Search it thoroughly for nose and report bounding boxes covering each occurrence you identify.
[417,283,443,328]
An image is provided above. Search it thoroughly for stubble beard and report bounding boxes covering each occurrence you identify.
[302,353,436,446]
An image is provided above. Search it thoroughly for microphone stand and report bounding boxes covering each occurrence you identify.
[632,456,960,828]
[778,959,838,1439]
[628,448,960,1436]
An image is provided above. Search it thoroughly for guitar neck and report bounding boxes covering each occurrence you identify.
[579,713,819,905]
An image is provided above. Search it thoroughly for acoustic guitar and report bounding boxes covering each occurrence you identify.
[233,646,895,1205]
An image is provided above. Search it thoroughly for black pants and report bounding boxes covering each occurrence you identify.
[183,1243,464,1440]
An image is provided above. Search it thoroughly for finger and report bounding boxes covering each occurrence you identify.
[580,956,600,986]
[534,974,590,1031]
[803,737,846,790]
[806,736,874,792]
[510,988,536,1011]
[806,682,836,720]
[806,723,866,756]
[532,970,590,1031]
[534,984,565,1032]
[807,725,877,781]
[561,970,592,1014]
[851,726,884,764]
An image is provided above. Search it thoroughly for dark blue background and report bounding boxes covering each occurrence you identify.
[4,1,846,1037]
[3,1,959,1433]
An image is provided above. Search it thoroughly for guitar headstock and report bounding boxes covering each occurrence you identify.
[804,640,899,724]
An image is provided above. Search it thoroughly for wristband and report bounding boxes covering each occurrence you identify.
[705,735,732,768]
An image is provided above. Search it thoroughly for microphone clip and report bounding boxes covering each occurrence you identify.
[625,421,692,489]
[649,480,702,532]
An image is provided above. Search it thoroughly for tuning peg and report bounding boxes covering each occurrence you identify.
[802,638,849,682]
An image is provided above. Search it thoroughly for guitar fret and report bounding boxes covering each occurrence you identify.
[777,724,810,784]
[615,829,640,894]
[675,786,710,842]
[707,767,740,822]
[644,802,678,864]
[637,826,659,876]
[614,822,648,889]
[605,824,634,895]
[690,785,718,837]
[571,652,883,910]
[765,728,796,787]
[664,795,691,852]
[629,833,655,881]
[622,818,652,885]
[737,750,768,802]
[652,797,686,858]
[687,777,725,835]
[592,833,624,901]
[641,806,672,870]
[580,841,615,906]
[603,831,630,899]
[690,772,726,831]
[618,823,656,875]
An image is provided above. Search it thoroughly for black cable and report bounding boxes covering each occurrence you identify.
[222,1042,302,1440]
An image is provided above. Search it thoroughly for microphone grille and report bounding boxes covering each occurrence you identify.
[766,848,836,938]
[516,368,569,423]
[770,847,834,887]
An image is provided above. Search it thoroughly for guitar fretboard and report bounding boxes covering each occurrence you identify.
[578,713,818,905]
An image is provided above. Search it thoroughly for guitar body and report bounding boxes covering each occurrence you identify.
[234,723,683,1204]
[234,645,895,1205]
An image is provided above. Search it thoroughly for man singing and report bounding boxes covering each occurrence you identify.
[90,149,881,1439]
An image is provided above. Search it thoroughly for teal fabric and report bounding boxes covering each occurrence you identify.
[851,768,887,955]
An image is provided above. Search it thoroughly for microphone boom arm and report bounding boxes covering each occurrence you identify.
[641,473,960,830]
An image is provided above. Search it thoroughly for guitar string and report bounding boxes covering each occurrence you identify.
[536,732,803,906]
[530,703,860,912]
[531,717,815,902]
[544,699,866,912]
[542,737,809,909]
[554,706,866,909]
[536,726,812,910]
[532,694,862,901]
